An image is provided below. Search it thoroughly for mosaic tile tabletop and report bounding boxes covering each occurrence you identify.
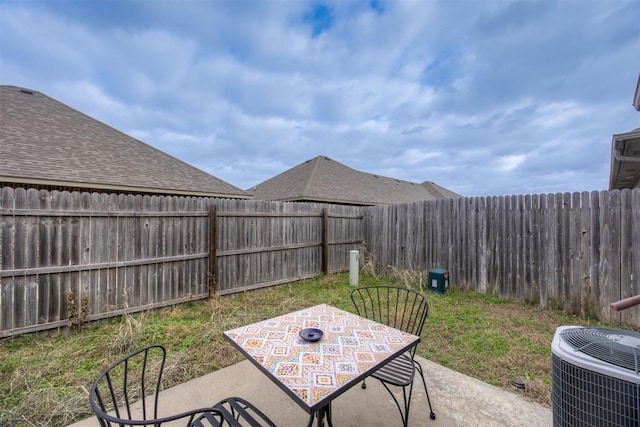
[223,303,420,411]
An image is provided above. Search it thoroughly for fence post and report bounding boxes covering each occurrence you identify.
[322,208,329,275]
[209,205,217,296]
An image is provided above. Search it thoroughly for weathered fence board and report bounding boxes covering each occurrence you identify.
[363,189,640,327]
[631,189,640,326]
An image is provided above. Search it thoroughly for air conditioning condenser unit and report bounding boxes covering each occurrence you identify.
[552,325,640,426]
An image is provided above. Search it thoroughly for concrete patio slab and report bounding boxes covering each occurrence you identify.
[69,356,551,427]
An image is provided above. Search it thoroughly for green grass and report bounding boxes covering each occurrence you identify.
[0,272,621,426]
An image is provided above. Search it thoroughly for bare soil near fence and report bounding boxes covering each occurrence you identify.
[0,272,626,427]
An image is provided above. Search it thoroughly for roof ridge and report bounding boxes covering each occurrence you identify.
[301,155,325,197]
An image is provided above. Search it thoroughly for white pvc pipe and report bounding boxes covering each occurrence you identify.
[349,250,359,286]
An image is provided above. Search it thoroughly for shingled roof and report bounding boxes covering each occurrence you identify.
[0,85,249,198]
[246,155,461,205]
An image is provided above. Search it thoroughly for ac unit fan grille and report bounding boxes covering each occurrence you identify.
[560,327,640,372]
[552,354,639,426]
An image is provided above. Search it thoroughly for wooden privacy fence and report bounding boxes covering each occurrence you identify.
[1,189,211,337]
[2,186,639,336]
[210,200,364,295]
[0,188,363,337]
[363,189,640,327]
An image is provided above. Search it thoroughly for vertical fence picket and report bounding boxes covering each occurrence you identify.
[620,189,636,326]
[512,195,522,299]
[495,196,505,296]
[530,194,541,305]
[559,192,571,312]
[549,193,561,309]
[579,192,593,318]
[541,194,552,307]
[423,202,432,269]
[568,192,582,314]
[140,195,151,305]
[466,197,477,289]
[13,189,26,329]
[1,187,16,331]
[36,189,50,326]
[505,195,514,298]
[486,196,498,295]
[451,198,461,286]
[49,191,62,323]
[105,193,118,310]
[599,190,621,324]
[26,189,40,326]
[521,195,531,302]
[629,189,640,325]
[477,197,487,294]
[589,191,601,319]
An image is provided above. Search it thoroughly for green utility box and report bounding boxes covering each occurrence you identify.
[428,269,449,294]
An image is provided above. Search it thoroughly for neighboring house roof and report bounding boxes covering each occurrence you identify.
[0,85,249,198]
[609,127,640,190]
[421,180,462,199]
[246,155,461,205]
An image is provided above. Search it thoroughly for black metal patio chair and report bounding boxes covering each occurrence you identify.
[89,344,276,427]
[351,286,436,426]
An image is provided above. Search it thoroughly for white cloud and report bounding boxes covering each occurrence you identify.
[399,149,441,166]
[1,0,638,197]
[496,154,527,172]
[531,102,588,129]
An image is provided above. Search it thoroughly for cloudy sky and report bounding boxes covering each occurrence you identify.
[1,0,638,197]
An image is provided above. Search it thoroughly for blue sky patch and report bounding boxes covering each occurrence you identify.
[369,0,384,14]
[303,4,334,37]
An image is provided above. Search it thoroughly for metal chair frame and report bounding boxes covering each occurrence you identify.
[89,344,276,427]
[351,286,436,426]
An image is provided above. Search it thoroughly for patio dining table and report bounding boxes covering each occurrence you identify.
[223,303,421,426]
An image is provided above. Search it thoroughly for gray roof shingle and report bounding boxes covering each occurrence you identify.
[247,155,461,205]
[0,85,249,198]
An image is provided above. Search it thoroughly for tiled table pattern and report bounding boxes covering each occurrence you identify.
[224,304,420,410]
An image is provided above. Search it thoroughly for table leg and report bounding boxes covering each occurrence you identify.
[307,404,333,427]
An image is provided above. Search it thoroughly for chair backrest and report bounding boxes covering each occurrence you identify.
[90,344,166,426]
[90,345,273,427]
[351,286,429,351]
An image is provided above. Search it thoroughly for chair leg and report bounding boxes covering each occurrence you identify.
[379,380,412,427]
[414,360,436,420]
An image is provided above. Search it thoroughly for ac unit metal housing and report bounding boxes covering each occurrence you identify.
[552,325,640,426]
